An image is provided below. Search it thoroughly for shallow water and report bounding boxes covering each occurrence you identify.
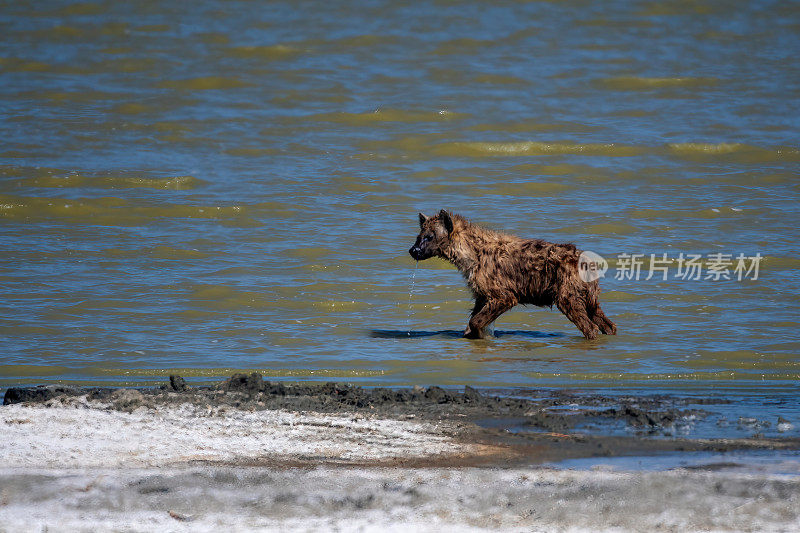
[551,449,800,474]
[1,2,798,400]
[480,387,800,440]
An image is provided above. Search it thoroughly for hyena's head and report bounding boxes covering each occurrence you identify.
[409,209,454,261]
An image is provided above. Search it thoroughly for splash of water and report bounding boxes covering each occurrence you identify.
[406,261,418,336]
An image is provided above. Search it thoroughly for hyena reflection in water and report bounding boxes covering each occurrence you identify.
[408,210,617,340]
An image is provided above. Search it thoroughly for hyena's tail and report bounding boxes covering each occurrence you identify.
[586,280,617,335]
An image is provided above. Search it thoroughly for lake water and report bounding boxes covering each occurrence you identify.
[1,1,798,399]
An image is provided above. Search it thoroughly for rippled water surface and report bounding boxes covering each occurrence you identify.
[1,1,798,394]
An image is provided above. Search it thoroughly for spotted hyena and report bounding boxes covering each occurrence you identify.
[408,210,617,339]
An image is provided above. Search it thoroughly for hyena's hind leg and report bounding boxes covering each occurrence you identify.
[556,292,600,340]
[590,304,617,335]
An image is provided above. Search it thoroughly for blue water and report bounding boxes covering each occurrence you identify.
[552,449,800,474]
[0,0,798,415]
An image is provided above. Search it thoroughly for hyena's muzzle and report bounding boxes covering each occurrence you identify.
[408,235,433,261]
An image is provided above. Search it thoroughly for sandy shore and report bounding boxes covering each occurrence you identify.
[0,398,471,468]
[3,465,799,532]
[2,375,799,531]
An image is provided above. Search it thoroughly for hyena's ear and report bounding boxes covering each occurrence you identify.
[438,209,454,234]
[418,212,428,228]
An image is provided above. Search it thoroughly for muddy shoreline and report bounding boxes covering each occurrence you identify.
[5,373,799,468]
[3,374,799,531]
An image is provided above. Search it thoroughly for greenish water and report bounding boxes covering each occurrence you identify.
[0,1,798,397]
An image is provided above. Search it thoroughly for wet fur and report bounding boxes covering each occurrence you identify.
[409,210,617,340]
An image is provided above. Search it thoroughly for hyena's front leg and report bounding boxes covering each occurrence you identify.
[464,297,514,339]
[463,296,487,338]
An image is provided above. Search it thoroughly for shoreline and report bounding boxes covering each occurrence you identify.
[4,373,798,467]
[2,465,798,532]
[2,374,799,531]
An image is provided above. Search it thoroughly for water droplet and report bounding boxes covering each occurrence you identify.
[406,261,418,336]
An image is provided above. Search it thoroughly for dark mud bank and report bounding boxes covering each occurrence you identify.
[5,373,799,467]
[2,373,705,433]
